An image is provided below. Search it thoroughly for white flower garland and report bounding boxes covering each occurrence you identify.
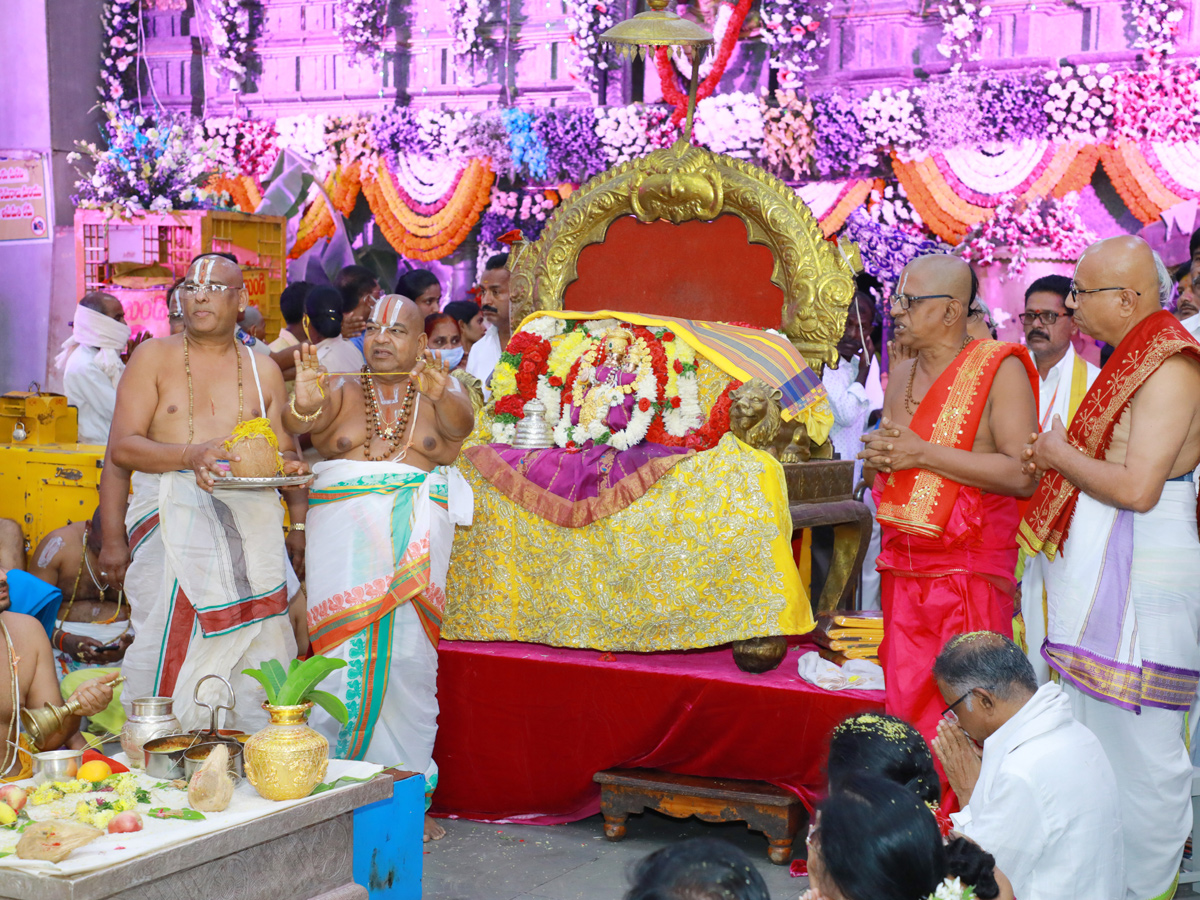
[203,0,258,89]
[335,0,390,69]
[693,92,765,159]
[393,154,464,203]
[449,0,492,80]
[1043,64,1114,142]
[935,0,992,63]
[564,0,617,88]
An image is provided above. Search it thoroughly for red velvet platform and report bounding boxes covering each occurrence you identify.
[430,640,884,824]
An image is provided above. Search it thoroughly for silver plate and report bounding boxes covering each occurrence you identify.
[211,474,314,490]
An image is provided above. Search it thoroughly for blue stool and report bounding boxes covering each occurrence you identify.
[353,771,424,899]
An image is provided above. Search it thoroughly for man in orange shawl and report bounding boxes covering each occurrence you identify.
[1019,236,1200,900]
[859,254,1038,777]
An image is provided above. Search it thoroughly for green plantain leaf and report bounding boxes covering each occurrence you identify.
[275,656,348,706]
[306,689,349,725]
[241,668,277,705]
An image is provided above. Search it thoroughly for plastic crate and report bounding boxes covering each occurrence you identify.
[74,209,287,340]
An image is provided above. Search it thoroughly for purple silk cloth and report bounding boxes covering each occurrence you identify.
[464,441,694,528]
[568,366,638,431]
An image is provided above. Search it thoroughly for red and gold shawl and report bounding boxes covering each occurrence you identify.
[1018,310,1200,561]
[876,340,1037,539]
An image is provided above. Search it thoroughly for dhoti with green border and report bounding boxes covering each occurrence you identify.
[304,459,469,809]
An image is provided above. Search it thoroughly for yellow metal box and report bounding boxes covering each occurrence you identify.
[0,392,79,445]
[0,443,104,558]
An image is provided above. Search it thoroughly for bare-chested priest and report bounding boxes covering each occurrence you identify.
[106,254,307,733]
[858,254,1038,775]
[283,294,474,841]
[1020,235,1200,900]
[0,571,118,775]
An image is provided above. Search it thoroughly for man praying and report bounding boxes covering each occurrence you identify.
[1016,274,1098,682]
[1020,235,1200,900]
[105,254,308,733]
[284,294,474,842]
[931,632,1123,900]
[858,254,1038,782]
[57,292,131,445]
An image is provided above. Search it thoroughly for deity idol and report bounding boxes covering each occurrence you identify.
[569,329,649,437]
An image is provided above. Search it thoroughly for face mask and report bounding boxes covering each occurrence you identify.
[434,346,464,370]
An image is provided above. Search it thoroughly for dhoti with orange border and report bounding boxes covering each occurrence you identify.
[304,459,471,809]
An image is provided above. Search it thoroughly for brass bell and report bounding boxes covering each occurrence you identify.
[21,675,124,750]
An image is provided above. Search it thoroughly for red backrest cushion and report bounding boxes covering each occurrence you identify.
[562,214,785,328]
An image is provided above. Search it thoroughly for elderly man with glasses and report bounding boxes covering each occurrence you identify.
[857,254,1038,798]
[1015,275,1099,684]
[1020,235,1200,900]
[931,631,1123,900]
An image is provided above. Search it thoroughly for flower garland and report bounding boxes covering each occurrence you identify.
[204,0,260,89]
[857,87,924,156]
[564,0,617,88]
[759,0,833,86]
[100,0,140,110]
[957,192,1095,277]
[1129,0,1186,63]
[761,90,816,182]
[1043,64,1115,142]
[655,0,753,127]
[448,0,491,80]
[289,163,363,258]
[594,105,675,167]
[335,0,390,68]
[201,116,278,179]
[934,0,992,64]
[1110,63,1200,143]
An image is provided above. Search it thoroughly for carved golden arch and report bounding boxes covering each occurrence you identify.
[507,140,859,372]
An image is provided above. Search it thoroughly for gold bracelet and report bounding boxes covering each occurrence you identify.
[288,395,323,423]
[287,523,305,533]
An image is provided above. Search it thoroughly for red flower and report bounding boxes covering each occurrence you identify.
[496,396,525,417]
[669,396,681,408]
[673,359,683,374]
[637,397,651,412]
[519,360,538,375]
[662,331,675,342]
[498,229,524,246]
[548,375,563,388]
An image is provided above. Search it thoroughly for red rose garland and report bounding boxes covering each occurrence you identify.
[654,0,754,126]
[645,380,742,452]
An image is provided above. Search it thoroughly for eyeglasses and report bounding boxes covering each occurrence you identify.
[941,689,974,723]
[889,293,954,311]
[1018,310,1072,327]
[178,282,239,300]
[1068,284,1141,303]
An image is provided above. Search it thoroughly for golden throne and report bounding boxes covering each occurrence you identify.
[443,141,873,653]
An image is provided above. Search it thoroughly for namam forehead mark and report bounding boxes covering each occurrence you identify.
[370,294,422,330]
[189,256,244,288]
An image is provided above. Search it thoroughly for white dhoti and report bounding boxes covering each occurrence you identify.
[1046,482,1200,900]
[304,459,471,809]
[1019,553,1052,684]
[121,471,297,733]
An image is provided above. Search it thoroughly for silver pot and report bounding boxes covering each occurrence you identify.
[32,749,82,784]
[121,697,182,769]
[183,741,244,782]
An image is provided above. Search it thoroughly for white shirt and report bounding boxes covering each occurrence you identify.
[315,335,365,373]
[821,355,882,483]
[465,327,503,399]
[62,345,121,445]
[951,682,1124,900]
[1182,311,1200,339]
[1035,344,1099,431]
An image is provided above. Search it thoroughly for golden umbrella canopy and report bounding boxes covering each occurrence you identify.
[599,0,714,142]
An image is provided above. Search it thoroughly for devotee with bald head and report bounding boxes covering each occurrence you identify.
[105,253,309,733]
[857,253,1038,779]
[283,294,474,843]
[930,632,1123,900]
[1016,274,1099,682]
[57,291,131,445]
[1019,234,1200,900]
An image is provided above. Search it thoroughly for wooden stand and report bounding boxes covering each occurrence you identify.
[593,768,804,864]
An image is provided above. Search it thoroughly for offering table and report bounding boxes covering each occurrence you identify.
[0,775,392,900]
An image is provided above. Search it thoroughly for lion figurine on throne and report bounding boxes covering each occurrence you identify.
[442,139,864,664]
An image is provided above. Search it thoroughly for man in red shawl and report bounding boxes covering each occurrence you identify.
[858,254,1038,782]
[1019,235,1200,900]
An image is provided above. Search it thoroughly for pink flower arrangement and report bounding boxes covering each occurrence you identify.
[958,193,1095,278]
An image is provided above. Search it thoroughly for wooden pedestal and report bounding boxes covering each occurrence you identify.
[593,768,804,864]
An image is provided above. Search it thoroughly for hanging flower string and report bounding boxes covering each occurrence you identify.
[655,0,753,127]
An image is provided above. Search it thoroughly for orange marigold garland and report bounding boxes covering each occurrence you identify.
[288,163,363,259]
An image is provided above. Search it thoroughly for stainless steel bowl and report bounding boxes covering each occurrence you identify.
[32,749,82,784]
[183,741,244,782]
[142,733,200,780]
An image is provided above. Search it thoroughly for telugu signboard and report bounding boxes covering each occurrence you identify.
[0,155,50,242]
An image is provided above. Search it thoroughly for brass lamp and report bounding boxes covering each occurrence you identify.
[600,0,715,143]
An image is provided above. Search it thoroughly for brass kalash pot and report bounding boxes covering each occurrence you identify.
[243,702,328,801]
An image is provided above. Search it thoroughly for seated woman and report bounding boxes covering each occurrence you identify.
[806,773,1005,900]
[626,836,770,900]
[824,715,1010,900]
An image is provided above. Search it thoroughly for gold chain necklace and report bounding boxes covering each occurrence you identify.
[183,336,244,444]
[51,524,131,660]
[904,335,973,416]
[361,367,417,461]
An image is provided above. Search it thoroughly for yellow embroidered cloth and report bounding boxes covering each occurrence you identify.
[443,434,812,651]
